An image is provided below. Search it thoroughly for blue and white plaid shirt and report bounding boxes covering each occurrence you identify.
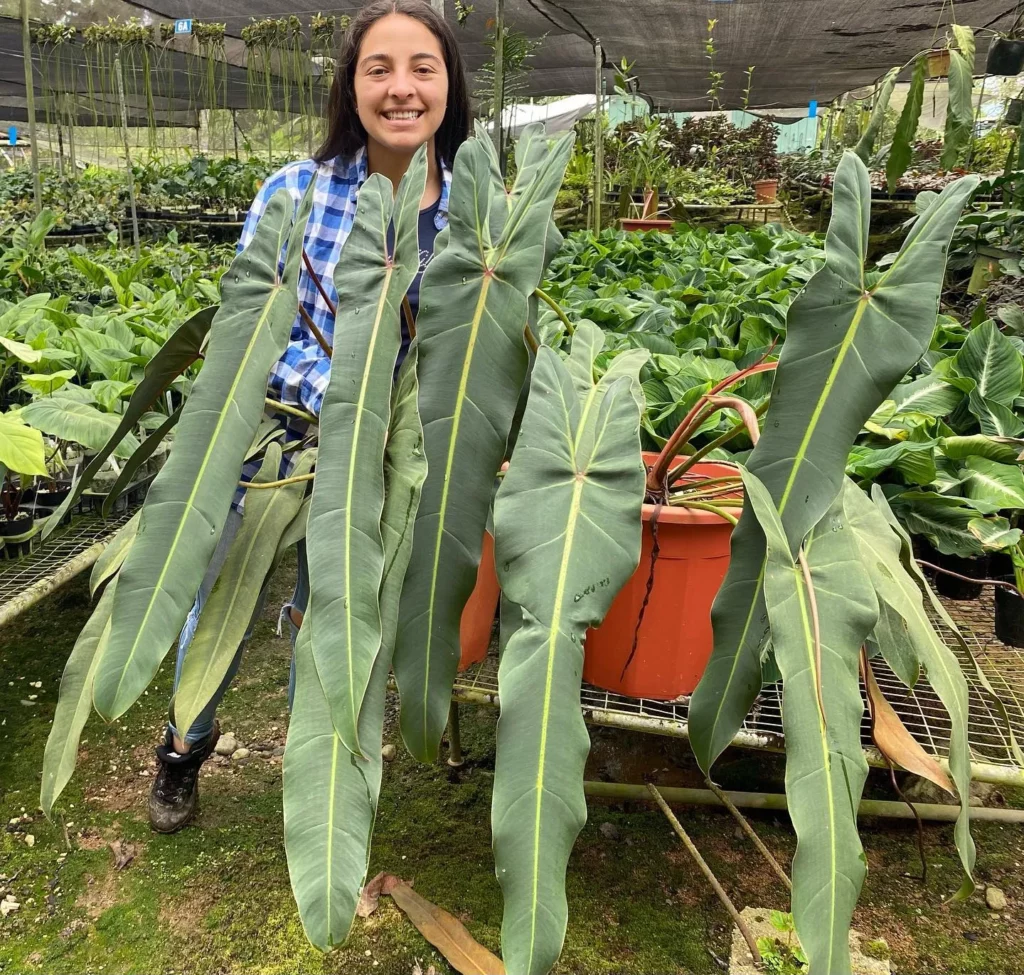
[234,148,452,505]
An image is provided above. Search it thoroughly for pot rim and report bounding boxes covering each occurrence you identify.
[640,455,743,525]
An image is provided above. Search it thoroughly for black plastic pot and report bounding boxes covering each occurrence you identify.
[32,486,71,508]
[933,551,989,600]
[991,551,1014,578]
[0,513,32,537]
[1007,98,1024,126]
[995,584,1024,646]
[19,504,53,522]
[987,38,1024,75]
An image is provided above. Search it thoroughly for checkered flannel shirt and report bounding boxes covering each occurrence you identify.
[233,148,452,508]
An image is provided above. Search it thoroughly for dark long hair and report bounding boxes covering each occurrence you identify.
[314,0,471,164]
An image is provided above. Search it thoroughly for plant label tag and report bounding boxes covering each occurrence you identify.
[174,19,193,34]
[808,100,818,118]
[7,126,15,147]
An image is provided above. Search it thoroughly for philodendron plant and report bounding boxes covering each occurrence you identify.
[687,151,1002,975]
[40,124,578,964]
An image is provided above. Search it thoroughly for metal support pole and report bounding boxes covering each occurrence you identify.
[446,702,464,768]
[491,0,505,165]
[113,57,141,260]
[231,109,240,161]
[593,39,603,233]
[19,0,41,214]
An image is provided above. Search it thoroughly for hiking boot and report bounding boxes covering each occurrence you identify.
[148,722,220,834]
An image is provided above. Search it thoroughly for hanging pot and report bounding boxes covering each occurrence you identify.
[1006,98,1024,126]
[987,38,1024,76]
[933,551,989,600]
[926,49,951,78]
[995,583,1024,646]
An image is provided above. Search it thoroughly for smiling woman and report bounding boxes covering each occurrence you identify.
[143,0,472,836]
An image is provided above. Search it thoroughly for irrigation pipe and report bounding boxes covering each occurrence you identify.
[583,781,1024,824]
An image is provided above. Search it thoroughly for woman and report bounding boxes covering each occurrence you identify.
[149,0,471,833]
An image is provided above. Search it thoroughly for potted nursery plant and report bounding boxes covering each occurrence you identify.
[993,541,1024,646]
[618,117,676,231]
[926,45,951,77]
[986,17,1024,76]
[750,120,782,203]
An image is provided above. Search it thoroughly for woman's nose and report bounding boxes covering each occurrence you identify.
[388,73,417,99]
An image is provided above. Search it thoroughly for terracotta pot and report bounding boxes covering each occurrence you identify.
[620,217,675,232]
[753,179,779,203]
[459,532,500,670]
[926,49,951,78]
[582,458,741,700]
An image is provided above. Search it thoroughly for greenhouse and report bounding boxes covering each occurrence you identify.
[5,1,1024,973]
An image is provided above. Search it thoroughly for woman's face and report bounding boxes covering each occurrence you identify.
[354,13,449,158]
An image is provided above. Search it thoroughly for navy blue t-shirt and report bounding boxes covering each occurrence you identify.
[387,195,442,371]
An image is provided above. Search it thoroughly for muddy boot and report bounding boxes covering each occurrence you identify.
[148,722,220,834]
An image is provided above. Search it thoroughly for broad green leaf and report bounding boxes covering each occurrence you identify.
[19,399,141,460]
[100,408,182,518]
[0,413,48,476]
[492,341,645,975]
[43,304,215,539]
[19,366,76,393]
[394,130,574,762]
[942,46,975,169]
[93,187,312,722]
[940,434,1023,463]
[846,440,936,485]
[887,57,926,193]
[954,320,1023,407]
[689,154,978,774]
[90,512,140,597]
[891,372,962,416]
[855,67,899,163]
[284,351,427,950]
[848,484,975,896]
[40,580,117,818]
[742,470,877,975]
[960,456,1024,509]
[306,149,427,758]
[893,491,987,556]
[969,516,1021,550]
[0,334,43,363]
[172,446,314,741]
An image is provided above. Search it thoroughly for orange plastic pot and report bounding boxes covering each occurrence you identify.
[459,532,500,671]
[582,459,740,700]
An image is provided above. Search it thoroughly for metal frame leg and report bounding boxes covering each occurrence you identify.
[447,701,464,768]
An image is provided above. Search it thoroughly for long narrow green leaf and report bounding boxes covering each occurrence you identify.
[171,445,314,741]
[393,130,574,763]
[855,67,899,163]
[492,333,645,975]
[93,186,312,721]
[100,406,182,517]
[742,471,877,975]
[40,580,117,818]
[90,512,140,597]
[306,149,426,759]
[845,482,975,898]
[43,305,215,538]
[942,43,975,170]
[689,154,978,774]
[284,351,427,950]
[887,57,926,192]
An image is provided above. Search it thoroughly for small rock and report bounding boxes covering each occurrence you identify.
[986,886,1008,911]
[231,748,250,761]
[214,736,237,757]
[1,894,20,917]
[599,822,620,841]
[381,744,397,762]
[23,834,34,848]
[272,746,286,757]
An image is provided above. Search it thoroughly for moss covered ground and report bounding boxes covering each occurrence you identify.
[1,560,1023,974]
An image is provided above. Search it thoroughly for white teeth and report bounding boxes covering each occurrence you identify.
[385,111,421,120]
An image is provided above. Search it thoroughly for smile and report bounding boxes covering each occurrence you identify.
[383,110,424,121]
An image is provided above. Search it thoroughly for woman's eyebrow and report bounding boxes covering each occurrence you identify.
[359,52,442,67]
[359,52,392,67]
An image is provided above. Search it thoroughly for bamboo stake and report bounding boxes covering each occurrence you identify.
[113,56,141,260]
[491,0,505,164]
[704,778,792,890]
[647,784,761,967]
[19,0,41,214]
[593,39,603,232]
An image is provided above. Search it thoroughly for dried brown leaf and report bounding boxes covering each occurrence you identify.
[389,880,505,975]
[108,840,137,871]
[357,871,388,918]
[864,655,954,796]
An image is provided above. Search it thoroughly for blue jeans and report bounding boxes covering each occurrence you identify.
[167,508,309,746]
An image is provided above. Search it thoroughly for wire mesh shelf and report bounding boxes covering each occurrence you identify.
[0,507,139,625]
[452,593,1024,786]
